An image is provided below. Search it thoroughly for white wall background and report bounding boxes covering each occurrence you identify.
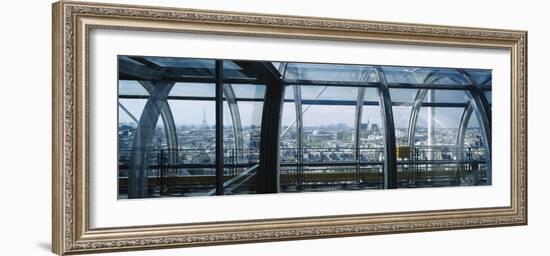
[0,0,547,255]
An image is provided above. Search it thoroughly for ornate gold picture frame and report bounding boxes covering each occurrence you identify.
[52,1,527,255]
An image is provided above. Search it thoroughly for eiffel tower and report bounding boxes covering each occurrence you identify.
[200,108,208,129]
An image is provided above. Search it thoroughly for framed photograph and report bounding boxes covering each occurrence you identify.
[52,1,527,255]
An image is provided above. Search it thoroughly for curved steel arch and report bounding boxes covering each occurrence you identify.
[407,68,434,146]
[128,81,176,198]
[223,84,244,163]
[139,81,179,153]
[139,81,181,182]
[353,68,376,162]
[406,70,470,146]
[457,103,474,161]
[352,69,375,187]
[407,89,428,146]
[375,66,398,189]
[354,87,366,161]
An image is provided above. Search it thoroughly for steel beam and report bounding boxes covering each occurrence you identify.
[427,90,436,160]
[387,83,473,90]
[375,67,398,189]
[293,84,304,190]
[120,96,477,107]
[354,87,366,162]
[215,60,224,195]
[284,79,380,88]
[283,79,480,91]
[234,61,284,194]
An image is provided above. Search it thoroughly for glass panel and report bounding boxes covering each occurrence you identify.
[283,86,295,100]
[390,89,469,149]
[230,84,266,99]
[166,100,216,196]
[298,104,356,190]
[302,104,355,152]
[358,103,386,188]
[118,56,221,199]
[390,89,416,145]
[390,88,418,103]
[425,68,468,85]
[284,63,378,83]
[300,86,359,101]
[484,91,492,106]
[381,66,469,85]
[359,106,385,153]
[169,82,214,97]
[392,106,413,145]
[222,82,266,195]
[279,84,386,192]
[118,99,146,162]
[424,90,469,103]
[463,113,485,158]
[430,75,468,85]
[398,106,465,188]
[462,111,489,185]
[142,57,216,79]
[380,66,423,84]
[392,86,490,188]
[118,80,149,96]
[118,95,218,198]
[117,98,157,190]
[144,56,215,69]
[363,87,380,102]
[464,69,492,87]
[390,89,469,104]
[118,99,146,122]
[413,107,462,146]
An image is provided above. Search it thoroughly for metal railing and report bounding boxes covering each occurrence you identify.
[118,148,259,197]
[118,146,488,198]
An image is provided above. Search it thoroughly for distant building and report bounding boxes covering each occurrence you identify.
[475,134,483,149]
[371,123,379,133]
[307,130,334,142]
[336,131,347,140]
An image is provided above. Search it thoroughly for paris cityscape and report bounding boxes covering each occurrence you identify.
[117,56,491,198]
[118,110,486,175]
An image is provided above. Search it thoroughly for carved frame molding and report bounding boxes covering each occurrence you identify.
[52,1,527,254]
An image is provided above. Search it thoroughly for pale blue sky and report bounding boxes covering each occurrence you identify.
[118,81,483,128]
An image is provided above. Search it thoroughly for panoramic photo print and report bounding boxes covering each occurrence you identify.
[117,56,492,199]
